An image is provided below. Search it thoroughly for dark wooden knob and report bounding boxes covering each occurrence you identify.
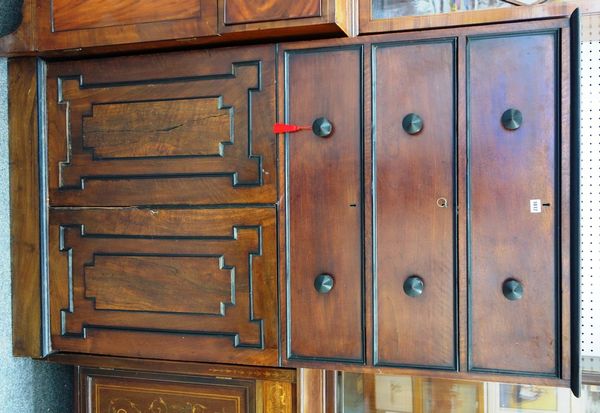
[312,117,333,137]
[502,279,523,301]
[402,113,423,135]
[403,275,424,297]
[501,108,523,131]
[314,274,334,294]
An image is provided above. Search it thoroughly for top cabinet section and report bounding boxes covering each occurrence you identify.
[0,0,355,54]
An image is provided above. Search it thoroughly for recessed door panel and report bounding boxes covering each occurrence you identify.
[468,31,559,375]
[374,39,456,368]
[286,46,364,362]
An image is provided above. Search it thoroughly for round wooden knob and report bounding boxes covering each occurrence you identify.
[312,117,333,138]
[502,279,524,301]
[403,275,424,297]
[314,274,334,294]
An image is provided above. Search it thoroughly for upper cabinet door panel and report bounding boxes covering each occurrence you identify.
[38,0,217,50]
[284,45,364,363]
[45,46,276,207]
[224,0,321,25]
[468,31,559,375]
[373,39,456,369]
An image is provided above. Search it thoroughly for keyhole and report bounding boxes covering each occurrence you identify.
[437,198,448,208]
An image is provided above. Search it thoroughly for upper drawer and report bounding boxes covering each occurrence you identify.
[37,0,218,50]
[44,45,276,207]
[7,0,354,53]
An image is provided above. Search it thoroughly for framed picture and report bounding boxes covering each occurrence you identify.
[486,382,577,413]
[375,375,414,412]
[414,378,484,413]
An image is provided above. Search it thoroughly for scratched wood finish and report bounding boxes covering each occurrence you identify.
[468,32,559,374]
[45,46,276,207]
[224,0,321,25]
[48,207,278,366]
[79,369,254,413]
[285,46,364,363]
[373,39,456,369]
[37,0,217,50]
[8,58,41,357]
[82,98,230,159]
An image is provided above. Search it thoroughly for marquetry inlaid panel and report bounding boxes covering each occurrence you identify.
[45,46,276,206]
[83,371,253,413]
[48,208,278,365]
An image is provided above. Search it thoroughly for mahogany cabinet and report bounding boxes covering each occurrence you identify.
[280,16,579,391]
[8,5,581,408]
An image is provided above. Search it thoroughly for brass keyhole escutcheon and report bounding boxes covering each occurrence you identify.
[437,197,448,208]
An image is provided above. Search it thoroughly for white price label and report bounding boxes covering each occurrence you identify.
[530,199,542,214]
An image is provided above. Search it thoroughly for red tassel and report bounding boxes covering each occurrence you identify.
[273,123,311,134]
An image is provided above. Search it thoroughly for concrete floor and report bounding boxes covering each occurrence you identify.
[0,58,73,412]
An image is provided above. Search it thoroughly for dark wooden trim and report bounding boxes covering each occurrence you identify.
[9,57,41,358]
[569,7,582,398]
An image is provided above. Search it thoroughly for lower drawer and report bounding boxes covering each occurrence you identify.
[47,207,278,366]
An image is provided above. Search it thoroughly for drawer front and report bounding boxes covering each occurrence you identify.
[284,46,364,363]
[373,39,456,369]
[48,208,278,366]
[468,32,559,375]
[38,0,217,50]
[224,0,322,25]
[45,46,276,207]
[80,370,254,413]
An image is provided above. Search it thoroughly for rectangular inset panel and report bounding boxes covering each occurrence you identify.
[45,46,276,207]
[468,31,559,375]
[373,39,456,369]
[83,371,252,413]
[83,98,231,159]
[52,0,202,31]
[85,256,232,315]
[48,207,278,366]
[224,0,321,25]
[285,46,363,362]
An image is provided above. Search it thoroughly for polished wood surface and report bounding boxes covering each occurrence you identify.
[48,207,278,365]
[285,45,364,363]
[52,0,202,31]
[373,39,456,369]
[224,0,321,25]
[37,0,217,51]
[45,46,276,206]
[8,58,41,357]
[468,32,559,374]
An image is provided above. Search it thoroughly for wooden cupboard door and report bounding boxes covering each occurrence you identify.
[45,46,275,207]
[284,45,364,363]
[468,31,560,375]
[37,0,217,50]
[223,0,321,25]
[373,39,456,369]
[48,207,278,366]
